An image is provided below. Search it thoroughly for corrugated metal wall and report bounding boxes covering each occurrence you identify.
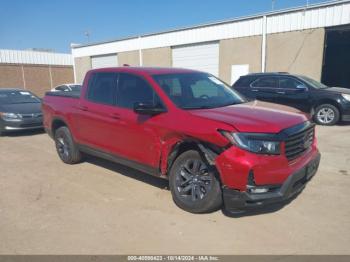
[267,3,350,33]
[72,0,350,58]
[0,49,73,66]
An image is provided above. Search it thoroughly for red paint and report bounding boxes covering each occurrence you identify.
[43,67,319,191]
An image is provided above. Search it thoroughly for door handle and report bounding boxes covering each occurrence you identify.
[277,91,286,94]
[251,89,259,92]
[77,105,88,111]
[109,113,121,120]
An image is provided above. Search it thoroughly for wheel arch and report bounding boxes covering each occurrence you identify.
[161,138,224,179]
[51,117,69,136]
[313,99,342,114]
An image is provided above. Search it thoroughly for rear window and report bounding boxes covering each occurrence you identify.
[251,77,278,88]
[0,90,40,105]
[233,76,255,87]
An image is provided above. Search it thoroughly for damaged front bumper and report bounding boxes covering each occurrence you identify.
[222,152,321,213]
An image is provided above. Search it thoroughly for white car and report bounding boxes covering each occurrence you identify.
[51,83,82,92]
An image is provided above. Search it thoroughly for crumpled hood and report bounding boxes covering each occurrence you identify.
[188,101,308,133]
[0,102,42,114]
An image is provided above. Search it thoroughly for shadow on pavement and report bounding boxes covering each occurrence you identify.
[75,155,301,217]
[1,129,45,137]
[221,194,299,218]
[85,155,169,190]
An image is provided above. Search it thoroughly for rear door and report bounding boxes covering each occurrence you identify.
[250,76,279,103]
[75,72,122,150]
[276,76,310,112]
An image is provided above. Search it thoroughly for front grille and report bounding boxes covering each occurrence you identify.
[285,126,314,161]
[21,113,43,119]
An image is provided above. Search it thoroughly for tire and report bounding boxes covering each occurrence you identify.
[169,150,222,213]
[54,126,82,164]
[314,104,340,126]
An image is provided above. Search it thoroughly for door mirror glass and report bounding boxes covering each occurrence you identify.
[133,102,166,115]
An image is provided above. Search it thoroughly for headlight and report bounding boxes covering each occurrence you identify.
[342,94,350,102]
[220,131,280,155]
[0,112,23,121]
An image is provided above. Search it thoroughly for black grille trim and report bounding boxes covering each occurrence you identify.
[284,124,315,161]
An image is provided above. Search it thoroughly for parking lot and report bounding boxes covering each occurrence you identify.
[0,125,349,255]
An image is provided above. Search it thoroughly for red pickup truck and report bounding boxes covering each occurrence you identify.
[42,67,321,214]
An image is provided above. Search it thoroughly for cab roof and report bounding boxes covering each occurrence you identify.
[246,72,291,76]
[88,67,203,75]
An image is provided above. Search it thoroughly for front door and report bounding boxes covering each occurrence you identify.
[109,73,166,169]
[275,77,310,112]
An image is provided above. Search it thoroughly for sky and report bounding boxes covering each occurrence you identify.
[0,0,332,53]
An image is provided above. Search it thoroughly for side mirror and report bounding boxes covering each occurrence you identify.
[133,102,166,115]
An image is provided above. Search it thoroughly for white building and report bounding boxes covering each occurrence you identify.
[72,0,350,89]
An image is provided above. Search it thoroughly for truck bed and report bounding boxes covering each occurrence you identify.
[45,91,80,99]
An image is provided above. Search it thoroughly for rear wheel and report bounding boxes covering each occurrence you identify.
[314,104,340,126]
[54,126,82,164]
[169,150,222,213]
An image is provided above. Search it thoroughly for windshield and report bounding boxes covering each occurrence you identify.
[70,85,82,92]
[298,76,328,89]
[153,73,245,109]
[0,90,41,105]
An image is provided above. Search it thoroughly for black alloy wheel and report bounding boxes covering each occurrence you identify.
[169,150,222,213]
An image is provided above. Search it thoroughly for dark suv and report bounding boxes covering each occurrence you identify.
[233,73,350,125]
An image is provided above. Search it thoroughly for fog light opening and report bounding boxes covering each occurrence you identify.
[248,187,269,194]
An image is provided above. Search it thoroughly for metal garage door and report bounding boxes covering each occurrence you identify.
[172,42,219,76]
[91,54,118,69]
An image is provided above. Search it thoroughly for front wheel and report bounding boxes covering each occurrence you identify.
[314,104,340,126]
[169,150,222,213]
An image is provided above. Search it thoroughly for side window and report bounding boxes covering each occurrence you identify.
[87,73,117,105]
[117,73,162,109]
[279,77,306,89]
[251,77,278,88]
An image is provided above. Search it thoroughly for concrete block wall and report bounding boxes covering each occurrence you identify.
[266,28,325,81]
[219,36,262,84]
[73,28,326,85]
[118,50,140,67]
[142,47,172,67]
[0,64,74,97]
